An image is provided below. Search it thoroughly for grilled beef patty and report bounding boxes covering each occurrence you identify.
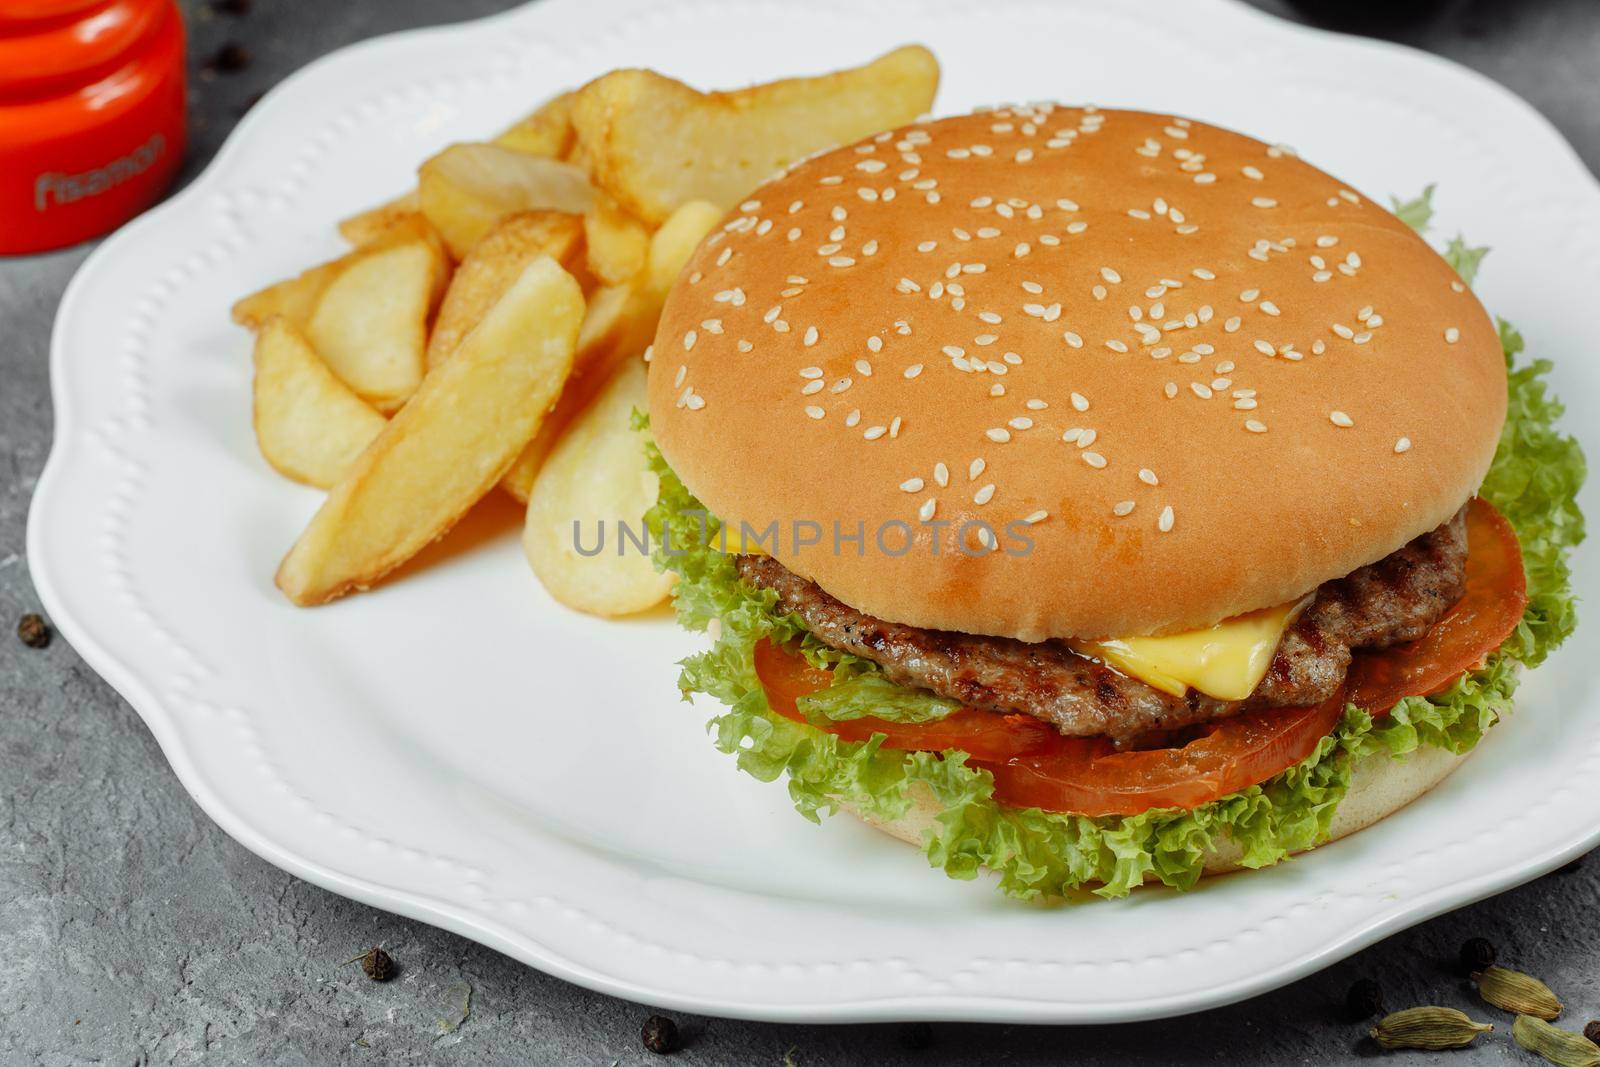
[735,506,1469,744]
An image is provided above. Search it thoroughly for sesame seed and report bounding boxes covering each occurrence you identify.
[803,326,819,347]
[919,499,937,521]
[900,478,925,492]
[737,340,753,353]
[799,366,823,379]
[1164,382,1178,399]
[1105,339,1129,353]
[917,240,937,253]
[1138,468,1158,486]
[1224,316,1241,333]
[1082,451,1107,469]
[1190,382,1213,399]
[1063,331,1083,348]
[801,380,824,396]
[933,462,949,487]
[974,483,996,505]
[986,428,1011,443]
[969,458,985,480]
[1445,327,1460,344]
[683,330,697,350]
[1253,339,1275,356]
[1100,267,1121,284]
[904,363,924,379]
[1023,510,1048,524]
[1158,505,1175,532]
[1070,392,1089,411]
[1113,500,1136,517]
[1329,410,1354,427]
[863,426,886,440]
[805,405,825,420]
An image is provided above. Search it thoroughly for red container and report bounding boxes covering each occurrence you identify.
[0,0,186,255]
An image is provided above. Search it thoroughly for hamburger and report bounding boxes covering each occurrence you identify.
[641,105,1584,897]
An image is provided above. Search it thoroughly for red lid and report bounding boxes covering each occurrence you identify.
[0,0,186,255]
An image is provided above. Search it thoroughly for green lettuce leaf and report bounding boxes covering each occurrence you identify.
[1390,184,1436,232]
[640,236,1585,900]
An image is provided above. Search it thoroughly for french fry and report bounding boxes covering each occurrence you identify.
[570,45,939,224]
[231,215,445,331]
[500,283,643,503]
[494,91,576,159]
[276,256,585,606]
[522,359,672,616]
[251,317,386,489]
[500,200,721,504]
[426,211,584,371]
[583,191,652,286]
[644,199,723,296]
[417,142,595,259]
[337,190,424,246]
[305,235,447,412]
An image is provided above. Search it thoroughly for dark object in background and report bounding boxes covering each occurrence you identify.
[16,613,50,649]
[1585,1021,1600,1046]
[1344,978,1385,1020]
[900,1021,934,1050]
[1280,0,1451,33]
[641,1014,679,1055]
[209,0,252,14]
[204,42,253,74]
[1458,937,1497,975]
[345,947,394,982]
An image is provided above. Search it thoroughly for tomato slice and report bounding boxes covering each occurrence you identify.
[753,639,1060,762]
[1347,497,1526,714]
[750,498,1527,817]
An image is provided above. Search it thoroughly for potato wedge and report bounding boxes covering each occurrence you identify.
[305,236,447,412]
[276,256,584,606]
[523,359,671,616]
[500,200,723,504]
[418,142,596,259]
[500,283,644,503]
[251,316,386,488]
[644,199,723,297]
[570,45,939,223]
[583,191,651,286]
[232,215,445,331]
[337,190,424,246]
[494,91,576,159]
[426,210,584,371]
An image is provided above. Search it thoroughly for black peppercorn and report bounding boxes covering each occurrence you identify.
[1458,937,1496,975]
[343,947,394,981]
[17,613,50,649]
[641,1014,678,1054]
[1344,977,1385,1020]
[900,1021,933,1049]
[206,42,252,74]
[1584,1020,1600,1046]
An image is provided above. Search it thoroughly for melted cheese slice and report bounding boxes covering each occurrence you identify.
[1071,595,1312,701]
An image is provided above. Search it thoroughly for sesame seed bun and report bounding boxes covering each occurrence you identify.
[648,107,1506,640]
[849,741,1472,886]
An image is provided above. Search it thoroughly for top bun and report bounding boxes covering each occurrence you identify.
[647,106,1505,641]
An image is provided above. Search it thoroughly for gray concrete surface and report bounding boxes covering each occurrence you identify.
[2,1,1596,1063]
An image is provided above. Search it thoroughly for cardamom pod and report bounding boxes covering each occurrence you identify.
[1475,965,1564,1020]
[1513,1015,1600,1067]
[1369,1006,1493,1050]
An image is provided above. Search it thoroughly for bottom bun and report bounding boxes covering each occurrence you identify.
[848,743,1472,886]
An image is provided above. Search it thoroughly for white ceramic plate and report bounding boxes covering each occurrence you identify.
[28,0,1600,1024]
